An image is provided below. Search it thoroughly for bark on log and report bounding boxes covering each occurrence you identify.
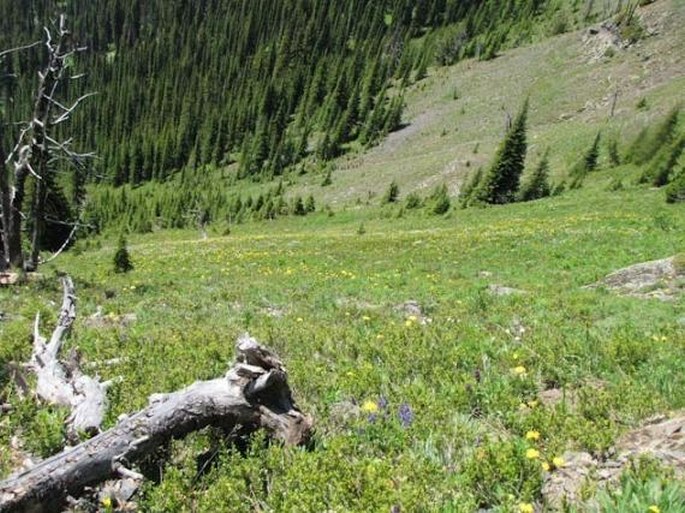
[29,277,108,438]
[0,334,313,513]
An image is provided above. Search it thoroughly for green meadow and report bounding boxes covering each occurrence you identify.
[2,167,684,511]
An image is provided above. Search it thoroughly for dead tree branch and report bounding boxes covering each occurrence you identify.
[28,277,109,439]
[0,333,312,513]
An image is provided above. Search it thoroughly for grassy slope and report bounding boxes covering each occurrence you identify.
[296,0,685,207]
[1,1,685,511]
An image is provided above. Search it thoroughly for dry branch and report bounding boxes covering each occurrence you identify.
[0,334,313,513]
[28,277,109,439]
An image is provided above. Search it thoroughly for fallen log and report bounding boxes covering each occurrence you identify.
[0,334,313,513]
[29,277,109,438]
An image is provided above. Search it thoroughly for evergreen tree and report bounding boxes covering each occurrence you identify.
[518,150,551,202]
[459,167,483,207]
[382,180,400,204]
[665,164,685,203]
[474,99,529,205]
[113,234,133,273]
[583,132,601,173]
[429,184,451,215]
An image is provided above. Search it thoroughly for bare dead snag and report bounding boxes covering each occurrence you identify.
[29,277,109,438]
[1,15,94,271]
[0,334,313,513]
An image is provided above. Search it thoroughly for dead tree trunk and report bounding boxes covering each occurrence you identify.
[0,334,312,513]
[0,16,94,271]
[29,277,109,438]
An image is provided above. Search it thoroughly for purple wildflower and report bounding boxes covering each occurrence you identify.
[398,403,413,428]
[378,395,388,410]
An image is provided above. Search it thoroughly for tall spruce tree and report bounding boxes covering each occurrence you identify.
[473,99,529,205]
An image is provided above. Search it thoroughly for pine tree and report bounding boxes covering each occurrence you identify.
[474,99,529,205]
[382,180,400,204]
[583,132,601,173]
[518,150,551,202]
[113,234,134,273]
[459,167,483,207]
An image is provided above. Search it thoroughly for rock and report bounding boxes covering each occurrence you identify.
[587,256,684,301]
[487,284,526,297]
[542,412,685,508]
[395,300,431,324]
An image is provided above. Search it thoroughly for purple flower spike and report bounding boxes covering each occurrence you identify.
[378,395,389,410]
[398,403,413,428]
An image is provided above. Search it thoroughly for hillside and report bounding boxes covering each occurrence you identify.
[1,1,685,512]
[309,0,685,205]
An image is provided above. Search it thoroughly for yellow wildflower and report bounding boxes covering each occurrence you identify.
[552,456,565,468]
[542,461,551,471]
[101,496,113,508]
[362,315,371,321]
[525,448,540,459]
[525,430,540,441]
[519,503,534,513]
[648,506,661,513]
[376,334,384,340]
[296,317,304,323]
[512,365,527,376]
[361,400,379,414]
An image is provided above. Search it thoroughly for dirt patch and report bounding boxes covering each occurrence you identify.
[587,256,685,301]
[543,412,685,508]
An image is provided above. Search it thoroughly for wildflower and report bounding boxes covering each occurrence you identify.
[361,400,379,414]
[512,365,527,376]
[541,461,551,471]
[552,456,565,468]
[525,430,540,441]
[296,317,304,323]
[363,315,371,321]
[405,319,414,327]
[525,448,540,459]
[377,396,388,410]
[398,403,414,428]
[376,334,385,340]
[527,400,539,409]
[648,506,661,513]
[519,503,534,513]
[101,496,113,509]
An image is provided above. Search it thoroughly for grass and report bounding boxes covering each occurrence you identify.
[1,166,684,511]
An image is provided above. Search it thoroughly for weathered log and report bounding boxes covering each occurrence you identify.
[29,277,109,438]
[0,334,313,513]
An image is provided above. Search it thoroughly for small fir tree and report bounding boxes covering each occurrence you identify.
[665,165,685,203]
[383,180,400,204]
[583,132,601,173]
[518,150,552,202]
[474,99,529,205]
[459,167,484,207]
[429,184,451,215]
[113,235,133,273]
[305,195,316,213]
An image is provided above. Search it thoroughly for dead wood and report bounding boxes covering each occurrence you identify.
[0,334,312,513]
[28,277,109,439]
